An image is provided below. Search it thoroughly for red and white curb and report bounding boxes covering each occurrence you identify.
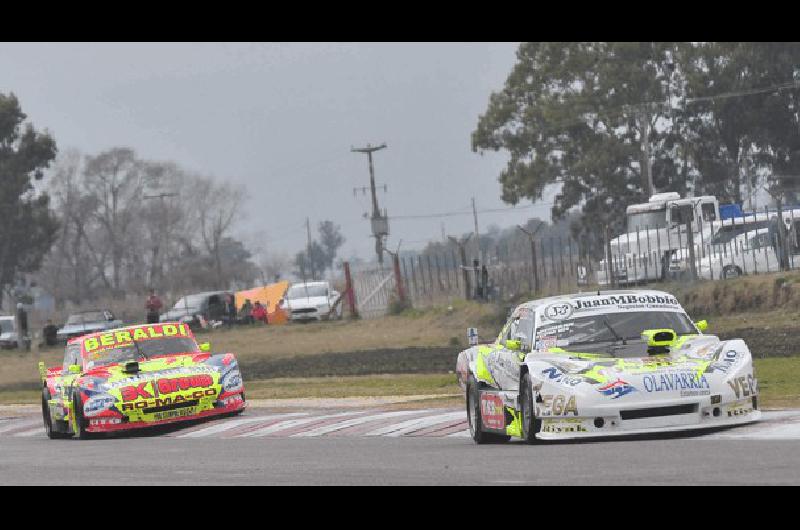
[2,409,799,440]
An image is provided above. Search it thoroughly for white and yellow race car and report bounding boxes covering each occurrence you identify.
[456,289,760,443]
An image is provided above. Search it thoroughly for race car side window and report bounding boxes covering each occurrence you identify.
[504,308,535,351]
[517,311,535,352]
[63,344,81,371]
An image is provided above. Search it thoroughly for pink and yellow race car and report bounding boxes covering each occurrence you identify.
[39,322,246,439]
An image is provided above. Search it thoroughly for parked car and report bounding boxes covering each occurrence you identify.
[56,310,122,343]
[698,228,794,279]
[160,291,231,329]
[0,315,19,349]
[284,281,342,322]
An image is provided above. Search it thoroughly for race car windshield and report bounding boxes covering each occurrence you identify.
[287,285,327,299]
[536,311,696,354]
[84,337,200,369]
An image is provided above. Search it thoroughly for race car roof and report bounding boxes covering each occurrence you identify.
[517,289,679,311]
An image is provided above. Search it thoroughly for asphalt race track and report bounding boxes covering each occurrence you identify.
[2,407,800,485]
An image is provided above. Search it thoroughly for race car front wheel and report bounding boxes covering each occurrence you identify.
[42,387,70,440]
[466,375,510,445]
[72,392,94,440]
[520,372,541,444]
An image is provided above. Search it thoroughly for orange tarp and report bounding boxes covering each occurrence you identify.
[235,281,289,325]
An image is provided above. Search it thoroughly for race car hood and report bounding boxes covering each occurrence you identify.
[78,353,241,420]
[524,334,755,405]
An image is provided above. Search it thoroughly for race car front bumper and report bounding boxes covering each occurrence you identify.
[85,394,246,433]
[536,397,760,440]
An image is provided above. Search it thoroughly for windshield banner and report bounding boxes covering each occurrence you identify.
[539,293,684,324]
[83,324,191,353]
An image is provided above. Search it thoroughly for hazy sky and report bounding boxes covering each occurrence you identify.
[1,42,556,262]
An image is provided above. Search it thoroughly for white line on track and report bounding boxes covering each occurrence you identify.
[175,413,307,439]
[364,411,466,437]
[0,418,41,435]
[291,409,433,437]
[238,411,363,437]
[13,426,44,437]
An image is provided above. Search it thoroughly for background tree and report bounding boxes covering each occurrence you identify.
[0,92,58,306]
[473,43,800,258]
[82,147,145,291]
[293,220,345,280]
[193,177,246,289]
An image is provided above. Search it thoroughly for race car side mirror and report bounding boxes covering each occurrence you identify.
[695,320,708,332]
[505,339,521,351]
[68,364,81,374]
[199,342,211,352]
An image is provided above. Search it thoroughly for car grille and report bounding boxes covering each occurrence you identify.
[291,308,317,314]
[142,399,199,414]
[620,403,698,420]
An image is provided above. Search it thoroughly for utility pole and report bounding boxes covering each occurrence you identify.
[448,234,472,300]
[305,217,316,280]
[518,222,544,294]
[471,197,482,264]
[640,104,654,197]
[352,143,389,265]
[143,191,179,289]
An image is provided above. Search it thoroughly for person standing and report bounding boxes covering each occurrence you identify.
[225,294,237,328]
[146,289,163,324]
[42,319,59,347]
[16,303,29,351]
[251,301,267,324]
[240,299,253,325]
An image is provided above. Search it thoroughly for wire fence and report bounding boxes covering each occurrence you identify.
[342,205,800,318]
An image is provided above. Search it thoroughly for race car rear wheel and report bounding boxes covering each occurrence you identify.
[520,372,541,444]
[466,375,510,444]
[42,387,70,439]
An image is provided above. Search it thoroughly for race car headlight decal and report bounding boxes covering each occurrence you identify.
[221,369,243,393]
[84,394,116,417]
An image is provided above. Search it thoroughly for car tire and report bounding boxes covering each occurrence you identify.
[72,392,94,440]
[520,372,541,444]
[466,375,510,445]
[722,265,742,279]
[42,386,70,440]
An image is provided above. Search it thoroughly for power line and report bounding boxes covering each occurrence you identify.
[387,202,554,221]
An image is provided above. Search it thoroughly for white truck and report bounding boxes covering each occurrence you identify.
[597,192,800,285]
[597,192,720,286]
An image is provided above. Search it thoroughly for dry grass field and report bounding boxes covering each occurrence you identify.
[2,274,799,406]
